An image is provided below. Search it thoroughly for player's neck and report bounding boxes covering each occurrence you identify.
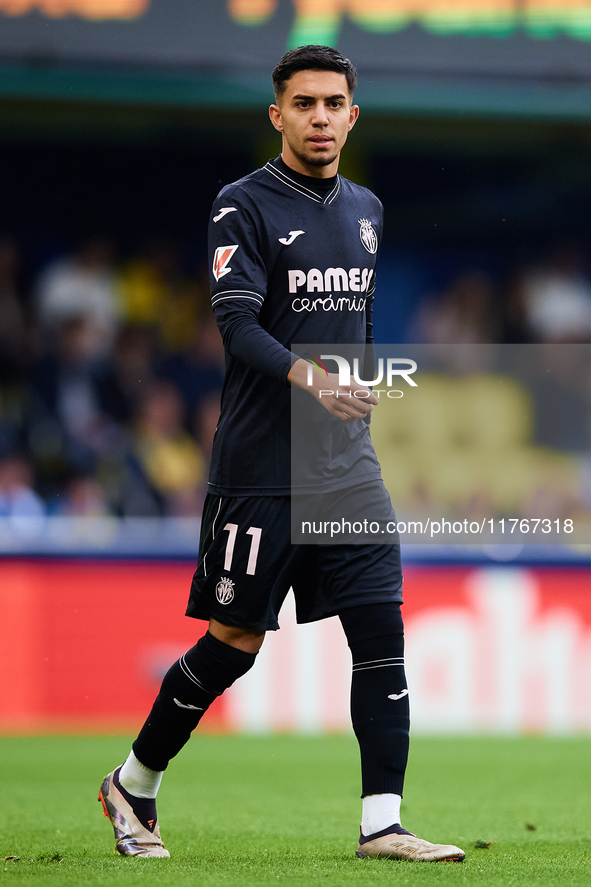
[280,148,339,180]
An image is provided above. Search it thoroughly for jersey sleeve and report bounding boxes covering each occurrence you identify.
[214,299,299,384]
[208,187,298,384]
[208,190,267,310]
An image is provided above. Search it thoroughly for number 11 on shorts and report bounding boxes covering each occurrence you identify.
[222,523,262,575]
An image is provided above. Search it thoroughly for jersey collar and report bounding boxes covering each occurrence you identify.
[264,157,341,206]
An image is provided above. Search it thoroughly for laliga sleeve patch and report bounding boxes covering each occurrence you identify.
[213,245,239,281]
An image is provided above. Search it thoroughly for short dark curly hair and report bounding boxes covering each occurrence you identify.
[272,45,358,99]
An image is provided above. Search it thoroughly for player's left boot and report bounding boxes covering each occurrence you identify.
[356,824,465,862]
[98,767,170,858]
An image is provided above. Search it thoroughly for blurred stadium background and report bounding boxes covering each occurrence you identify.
[1,0,591,736]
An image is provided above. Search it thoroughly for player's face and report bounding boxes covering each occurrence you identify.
[269,70,359,178]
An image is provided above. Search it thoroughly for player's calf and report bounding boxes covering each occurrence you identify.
[99,631,259,857]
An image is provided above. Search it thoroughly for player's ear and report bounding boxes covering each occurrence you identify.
[269,104,283,132]
[348,104,360,132]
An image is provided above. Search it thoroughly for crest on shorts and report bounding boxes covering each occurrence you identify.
[358,218,378,255]
[215,576,235,605]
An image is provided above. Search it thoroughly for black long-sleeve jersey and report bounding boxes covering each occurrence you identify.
[208,156,383,496]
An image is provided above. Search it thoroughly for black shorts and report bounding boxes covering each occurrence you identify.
[186,486,403,631]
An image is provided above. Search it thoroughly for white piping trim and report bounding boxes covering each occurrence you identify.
[211,497,223,539]
[352,663,405,672]
[265,163,322,203]
[203,496,223,578]
[213,289,264,300]
[179,655,209,692]
[264,162,323,202]
[326,178,341,204]
[265,163,342,205]
[212,293,264,306]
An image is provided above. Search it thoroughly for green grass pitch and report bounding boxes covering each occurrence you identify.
[1,734,590,885]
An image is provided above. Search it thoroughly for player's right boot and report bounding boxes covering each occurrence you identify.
[356,824,465,862]
[98,767,170,858]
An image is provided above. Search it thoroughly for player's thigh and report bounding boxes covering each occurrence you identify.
[321,541,403,613]
[188,495,296,630]
[291,481,402,622]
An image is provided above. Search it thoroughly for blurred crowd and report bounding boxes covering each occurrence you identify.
[0,233,223,519]
[412,239,591,345]
[1,232,591,519]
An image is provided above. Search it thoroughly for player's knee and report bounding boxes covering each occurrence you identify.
[339,602,404,649]
[209,618,266,654]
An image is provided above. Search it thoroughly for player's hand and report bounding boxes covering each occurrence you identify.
[288,358,378,422]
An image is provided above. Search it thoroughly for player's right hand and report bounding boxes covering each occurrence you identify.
[288,359,378,422]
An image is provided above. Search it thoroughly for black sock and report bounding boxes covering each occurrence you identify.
[133,632,257,772]
[339,603,409,797]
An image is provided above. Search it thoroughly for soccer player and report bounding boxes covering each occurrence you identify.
[99,45,465,864]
